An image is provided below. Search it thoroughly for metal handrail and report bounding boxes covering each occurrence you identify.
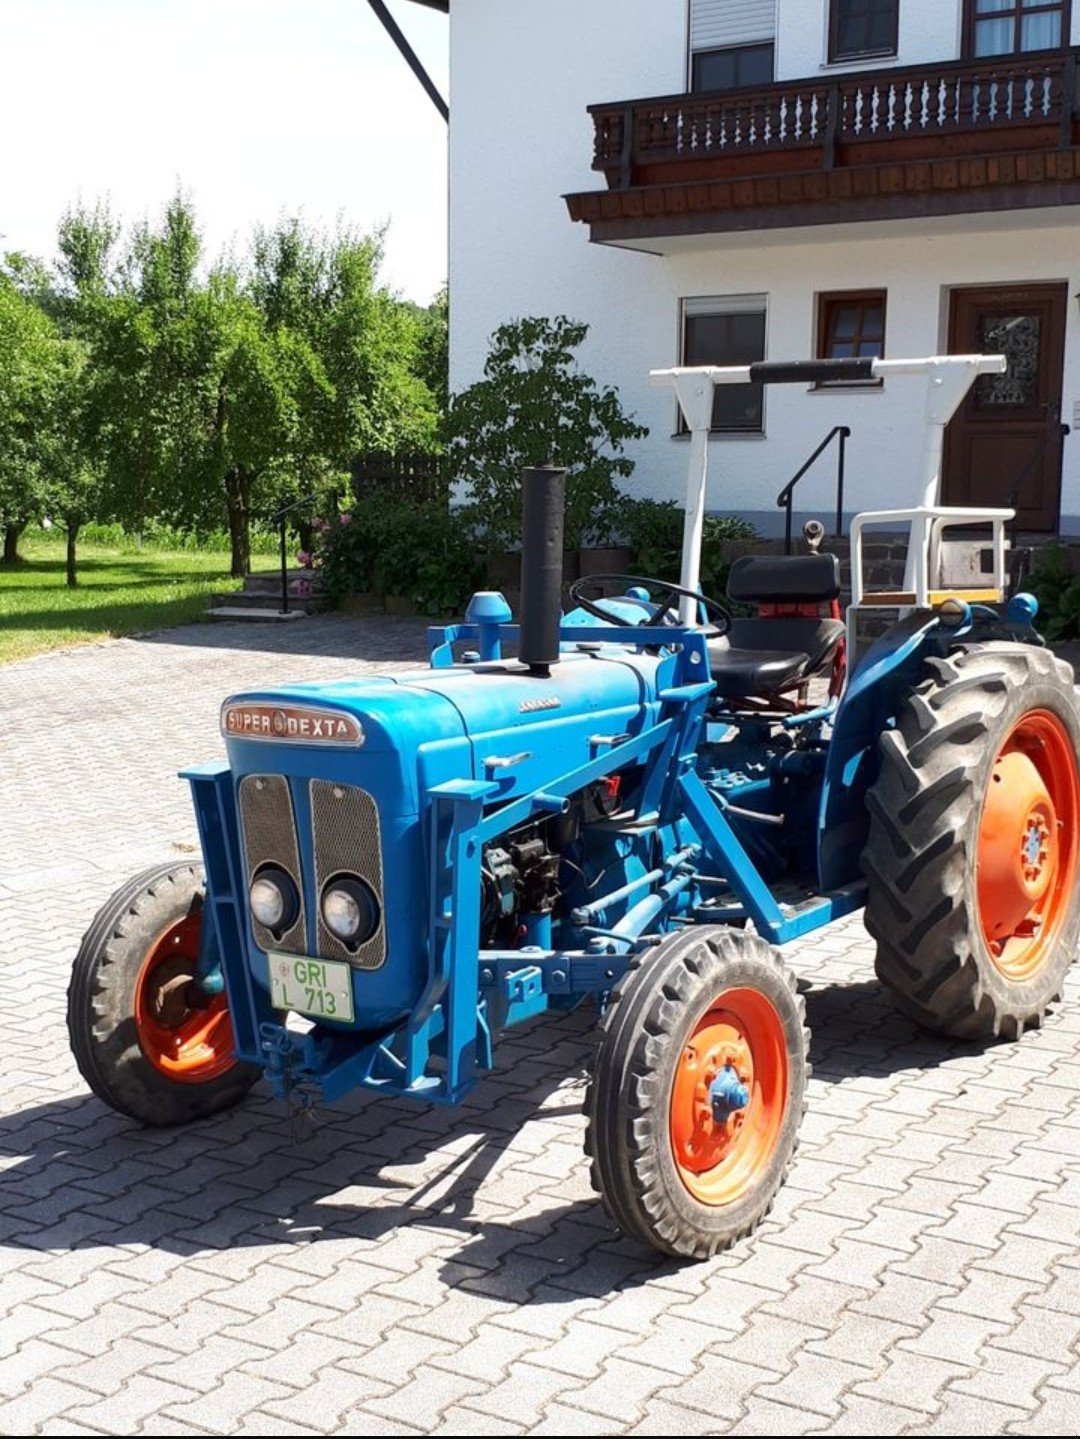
[776,426,851,554]
[267,487,339,616]
[1006,421,1070,525]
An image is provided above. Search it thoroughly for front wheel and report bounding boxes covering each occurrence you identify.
[67,863,260,1125]
[585,927,809,1260]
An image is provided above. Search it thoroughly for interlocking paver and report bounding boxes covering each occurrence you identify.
[0,1378,103,1434]
[366,1366,490,1429]
[725,1394,829,1434]
[3,614,1080,1435]
[431,1406,528,1435]
[161,1371,294,1432]
[1008,1383,1080,1434]
[950,1346,1068,1412]
[905,1389,1031,1434]
[261,1366,394,1431]
[464,1359,581,1426]
[848,1347,973,1415]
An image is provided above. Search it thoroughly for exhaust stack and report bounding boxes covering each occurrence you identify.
[519,464,566,676]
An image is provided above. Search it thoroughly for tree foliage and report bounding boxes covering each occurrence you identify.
[448,316,647,552]
[0,272,64,564]
[3,194,446,579]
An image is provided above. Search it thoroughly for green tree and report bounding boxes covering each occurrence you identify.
[42,198,448,578]
[416,285,449,432]
[253,218,438,459]
[57,202,166,538]
[61,197,306,576]
[186,272,316,577]
[37,337,106,587]
[448,316,647,552]
[249,217,439,555]
[0,272,58,564]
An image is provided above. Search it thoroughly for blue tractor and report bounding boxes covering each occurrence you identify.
[67,355,1080,1259]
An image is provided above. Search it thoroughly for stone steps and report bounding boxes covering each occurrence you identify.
[205,607,309,624]
[207,569,327,622]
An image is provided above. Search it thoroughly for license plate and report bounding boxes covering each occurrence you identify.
[269,953,355,1024]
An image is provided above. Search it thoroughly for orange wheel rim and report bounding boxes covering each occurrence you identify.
[977,708,1080,983]
[669,987,789,1206]
[134,913,238,1084]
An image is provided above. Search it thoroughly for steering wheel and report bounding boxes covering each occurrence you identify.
[568,574,730,638]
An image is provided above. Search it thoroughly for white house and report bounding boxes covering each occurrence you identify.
[414,0,1080,537]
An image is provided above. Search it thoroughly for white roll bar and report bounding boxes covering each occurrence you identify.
[649,353,1007,625]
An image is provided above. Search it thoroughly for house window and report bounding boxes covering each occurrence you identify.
[818,291,887,361]
[692,42,775,92]
[829,0,900,61]
[682,296,767,433]
[967,0,1068,58]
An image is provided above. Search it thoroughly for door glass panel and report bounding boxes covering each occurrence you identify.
[975,313,1041,408]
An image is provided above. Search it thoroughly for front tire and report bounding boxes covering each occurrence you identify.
[68,863,260,1125]
[863,643,1080,1040]
[585,927,809,1260]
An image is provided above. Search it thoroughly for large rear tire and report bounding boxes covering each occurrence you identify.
[68,863,260,1125]
[863,643,1080,1040]
[585,927,808,1260]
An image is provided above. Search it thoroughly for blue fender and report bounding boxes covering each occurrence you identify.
[817,612,942,892]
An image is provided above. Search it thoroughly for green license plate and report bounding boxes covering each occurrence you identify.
[269,953,355,1024]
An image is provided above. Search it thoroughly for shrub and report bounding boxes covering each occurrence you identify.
[617,498,757,596]
[1030,543,1080,641]
[319,498,482,616]
[449,316,647,552]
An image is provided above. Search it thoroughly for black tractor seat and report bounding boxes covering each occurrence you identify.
[708,552,844,701]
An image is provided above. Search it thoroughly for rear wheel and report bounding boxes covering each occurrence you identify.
[585,927,808,1260]
[68,863,260,1125]
[863,643,1080,1039]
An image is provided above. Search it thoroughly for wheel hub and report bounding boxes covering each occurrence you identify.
[978,750,1057,942]
[672,1023,753,1172]
[976,710,1080,982]
[708,1063,751,1123]
[134,915,238,1084]
[669,988,789,1208]
[145,958,204,1028]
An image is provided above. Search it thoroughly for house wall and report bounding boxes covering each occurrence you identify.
[448,0,678,420]
[658,222,1080,534]
[775,0,962,76]
[448,0,1080,535]
[774,1,1080,75]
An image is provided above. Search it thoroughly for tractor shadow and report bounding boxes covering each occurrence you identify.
[133,610,433,663]
[0,975,1007,1304]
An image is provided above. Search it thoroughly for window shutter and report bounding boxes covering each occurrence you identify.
[689,0,777,51]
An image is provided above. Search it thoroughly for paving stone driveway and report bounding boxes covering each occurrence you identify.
[2,614,1080,1436]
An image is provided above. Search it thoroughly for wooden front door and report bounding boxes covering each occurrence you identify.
[943,283,1067,531]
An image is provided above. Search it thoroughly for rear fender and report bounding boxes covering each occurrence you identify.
[817,613,941,892]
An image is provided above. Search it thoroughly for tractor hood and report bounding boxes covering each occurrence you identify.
[219,649,665,814]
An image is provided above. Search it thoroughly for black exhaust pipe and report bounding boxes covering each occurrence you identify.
[519,464,566,677]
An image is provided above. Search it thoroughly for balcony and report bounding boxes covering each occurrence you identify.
[565,50,1080,243]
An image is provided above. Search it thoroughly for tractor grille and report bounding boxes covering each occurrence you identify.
[310,779,387,969]
[238,774,307,954]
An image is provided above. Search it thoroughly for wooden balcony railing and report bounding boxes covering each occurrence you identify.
[590,49,1080,190]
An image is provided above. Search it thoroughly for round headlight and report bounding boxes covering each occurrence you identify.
[321,876,380,947]
[249,867,299,935]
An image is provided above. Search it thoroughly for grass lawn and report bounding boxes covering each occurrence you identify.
[0,534,277,664]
